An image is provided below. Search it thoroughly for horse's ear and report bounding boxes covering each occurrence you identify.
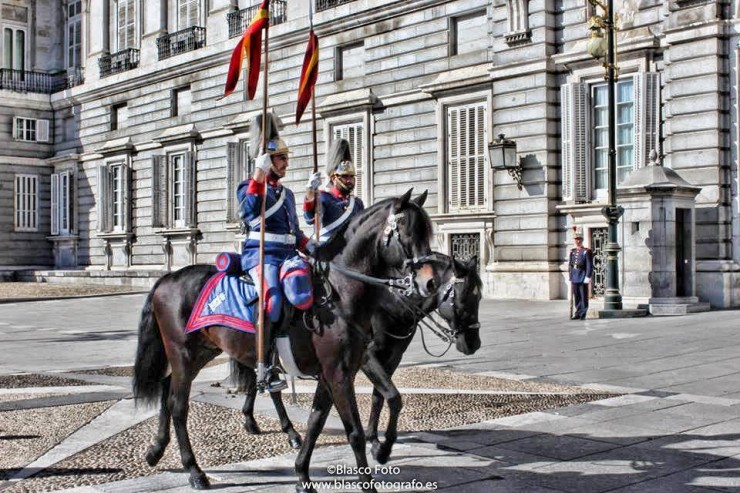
[396,188,414,209]
[453,257,467,276]
[412,190,428,207]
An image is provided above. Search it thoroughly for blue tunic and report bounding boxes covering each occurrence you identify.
[237,178,308,271]
[304,188,365,243]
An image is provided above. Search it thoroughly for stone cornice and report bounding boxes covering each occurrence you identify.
[98,137,135,156]
[419,64,491,95]
[153,123,201,144]
[316,88,379,116]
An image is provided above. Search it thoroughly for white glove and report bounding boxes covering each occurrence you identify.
[256,153,272,173]
[306,171,323,190]
[584,277,591,284]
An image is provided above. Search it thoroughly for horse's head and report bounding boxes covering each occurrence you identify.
[344,189,440,297]
[436,255,482,355]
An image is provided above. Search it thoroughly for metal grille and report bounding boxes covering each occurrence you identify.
[450,233,480,263]
[316,0,357,11]
[99,48,140,77]
[227,1,288,39]
[0,69,69,93]
[156,27,206,61]
[590,228,608,297]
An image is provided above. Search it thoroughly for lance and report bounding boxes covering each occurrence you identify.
[256,4,271,391]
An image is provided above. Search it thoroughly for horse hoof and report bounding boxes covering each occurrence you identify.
[145,448,163,467]
[244,421,261,435]
[289,435,302,449]
[189,472,210,490]
[372,443,390,465]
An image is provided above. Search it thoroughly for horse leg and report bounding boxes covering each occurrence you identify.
[239,367,261,435]
[145,374,172,466]
[169,375,209,490]
[327,375,377,493]
[270,390,302,449]
[295,383,333,493]
[365,386,384,455]
[362,354,401,465]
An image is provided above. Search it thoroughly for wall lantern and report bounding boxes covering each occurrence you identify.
[488,134,523,190]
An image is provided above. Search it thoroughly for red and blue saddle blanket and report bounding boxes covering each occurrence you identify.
[185,271,258,334]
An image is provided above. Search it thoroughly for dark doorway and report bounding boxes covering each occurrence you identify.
[675,208,692,297]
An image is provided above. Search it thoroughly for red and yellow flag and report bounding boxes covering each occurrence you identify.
[295,27,318,125]
[223,0,269,100]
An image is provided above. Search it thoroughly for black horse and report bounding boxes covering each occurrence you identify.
[132,190,438,492]
[238,253,483,465]
[364,253,482,464]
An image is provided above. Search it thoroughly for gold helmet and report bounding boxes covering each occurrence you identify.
[333,160,356,176]
[266,137,290,156]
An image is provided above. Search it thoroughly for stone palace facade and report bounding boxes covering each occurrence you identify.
[0,0,738,308]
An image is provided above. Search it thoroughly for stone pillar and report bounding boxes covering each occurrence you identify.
[207,0,236,46]
[141,0,168,65]
[86,0,109,83]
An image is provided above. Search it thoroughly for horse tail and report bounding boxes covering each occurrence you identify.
[132,279,167,406]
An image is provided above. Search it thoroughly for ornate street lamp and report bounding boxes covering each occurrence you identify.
[588,0,623,311]
[488,134,523,191]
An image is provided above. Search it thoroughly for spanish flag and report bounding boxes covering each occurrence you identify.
[223,0,269,100]
[295,21,318,124]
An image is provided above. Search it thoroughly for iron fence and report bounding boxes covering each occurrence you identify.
[450,233,480,262]
[99,48,140,78]
[227,0,287,39]
[0,69,69,94]
[316,0,357,12]
[157,26,206,61]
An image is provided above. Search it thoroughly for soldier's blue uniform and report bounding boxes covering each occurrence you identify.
[304,187,365,244]
[237,177,312,321]
[569,245,593,320]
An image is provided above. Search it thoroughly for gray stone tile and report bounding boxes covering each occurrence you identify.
[494,433,623,461]
[435,477,564,492]
[564,421,665,446]
[606,410,712,434]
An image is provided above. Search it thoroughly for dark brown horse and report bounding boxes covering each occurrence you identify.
[132,190,438,492]
[238,253,482,466]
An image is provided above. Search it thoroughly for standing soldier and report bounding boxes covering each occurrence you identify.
[303,138,365,244]
[568,227,593,320]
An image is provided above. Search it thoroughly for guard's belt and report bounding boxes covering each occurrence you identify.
[247,231,296,245]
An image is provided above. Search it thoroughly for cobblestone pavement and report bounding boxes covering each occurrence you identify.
[0,282,144,301]
[0,295,738,492]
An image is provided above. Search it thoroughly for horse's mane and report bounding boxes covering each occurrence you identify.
[341,195,433,270]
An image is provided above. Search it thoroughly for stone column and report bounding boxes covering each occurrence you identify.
[86,0,109,82]
[141,0,168,65]
[207,0,236,46]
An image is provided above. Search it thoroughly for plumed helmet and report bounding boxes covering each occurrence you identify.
[326,138,354,176]
[266,137,290,156]
[572,226,584,239]
[249,112,283,159]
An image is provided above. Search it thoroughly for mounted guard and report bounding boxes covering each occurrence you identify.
[304,138,365,244]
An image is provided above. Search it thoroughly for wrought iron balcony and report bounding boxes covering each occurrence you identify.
[0,68,69,94]
[99,48,140,78]
[227,0,287,39]
[157,26,206,61]
[67,66,85,88]
[316,0,357,11]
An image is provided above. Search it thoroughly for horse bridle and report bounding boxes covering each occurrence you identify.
[436,277,481,338]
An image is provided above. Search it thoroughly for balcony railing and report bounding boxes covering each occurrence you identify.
[99,48,140,78]
[157,26,206,61]
[316,0,357,12]
[0,69,70,94]
[227,1,287,39]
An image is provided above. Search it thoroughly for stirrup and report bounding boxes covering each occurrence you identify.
[263,366,287,393]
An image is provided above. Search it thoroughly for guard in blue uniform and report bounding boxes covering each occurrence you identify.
[303,138,365,244]
[568,228,593,320]
[237,136,313,323]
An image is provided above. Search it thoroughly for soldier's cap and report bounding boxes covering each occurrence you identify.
[572,227,584,239]
[266,137,290,156]
[333,160,356,176]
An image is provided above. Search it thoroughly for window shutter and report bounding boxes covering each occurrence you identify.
[226,142,239,223]
[12,117,19,139]
[152,155,168,228]
[561,83,588,201]
[122,164,132,232]
[474,104,486,206]
[634,72,660,169]
[36,119,50,143]
[189,0,200,27]
[97,164,111,233]
[126,0,136,49]
[51,173,59,235]
[448,107,460,209]
[70,166,78,234]
[184,151,197,228]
